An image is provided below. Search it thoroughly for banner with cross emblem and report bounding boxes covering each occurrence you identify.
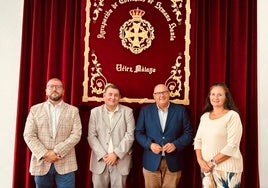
[82,0,191,105]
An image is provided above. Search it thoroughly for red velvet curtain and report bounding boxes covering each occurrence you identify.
[189,1,258,187]
[13,0,258,187]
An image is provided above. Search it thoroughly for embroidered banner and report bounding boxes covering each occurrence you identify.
[82,0,191,104]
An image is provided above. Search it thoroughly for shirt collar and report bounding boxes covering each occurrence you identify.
[156,103,170,112]
[47,100,63,108]
[104,104,119,113]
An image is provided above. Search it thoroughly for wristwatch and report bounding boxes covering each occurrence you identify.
[210,158,217,166]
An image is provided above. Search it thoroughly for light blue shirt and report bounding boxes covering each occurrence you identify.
[157,104,169,132]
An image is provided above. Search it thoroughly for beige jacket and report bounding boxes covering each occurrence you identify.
[87,104,135,175]
[23,101,82,175]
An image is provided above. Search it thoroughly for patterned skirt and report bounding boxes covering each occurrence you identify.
[201,170,242,188]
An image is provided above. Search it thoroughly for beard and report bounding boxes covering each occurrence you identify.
[48,92,63,102]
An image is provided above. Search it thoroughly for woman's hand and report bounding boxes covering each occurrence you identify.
[198,159,213,173]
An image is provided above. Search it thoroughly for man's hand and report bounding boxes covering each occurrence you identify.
[43,150,62,163]
[103,152,118,166]
[162,143,176,153]
[150,143,163,154]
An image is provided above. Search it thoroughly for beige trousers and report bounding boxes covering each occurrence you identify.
[143,158,181,188]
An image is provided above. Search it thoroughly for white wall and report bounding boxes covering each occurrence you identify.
[258,0,268,188]
[0,1,23,187]
[0,1,267,188]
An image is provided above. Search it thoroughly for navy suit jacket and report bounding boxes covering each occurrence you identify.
[135,102,193,172]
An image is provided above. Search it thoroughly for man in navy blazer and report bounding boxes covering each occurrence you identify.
[135,84,193,188]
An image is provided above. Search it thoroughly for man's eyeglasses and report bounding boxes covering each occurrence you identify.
[153,91,169,96]
[47,84,63,90]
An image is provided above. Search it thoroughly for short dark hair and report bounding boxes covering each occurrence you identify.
[104,83,120,94]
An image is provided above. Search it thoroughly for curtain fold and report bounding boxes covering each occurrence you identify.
[13,0,258,187]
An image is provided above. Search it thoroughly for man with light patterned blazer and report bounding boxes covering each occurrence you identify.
[24,78,82,188]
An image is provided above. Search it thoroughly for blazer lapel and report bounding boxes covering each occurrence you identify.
[164,104,175,132]
[100,105,121,131]
[44,102,54,138]
[99,106,109,130]
[56,102,67,135]
[110,109,122,131]
[152,104,163,131]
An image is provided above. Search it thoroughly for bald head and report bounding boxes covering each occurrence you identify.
[153,84,170,109]
[153,84,168,94]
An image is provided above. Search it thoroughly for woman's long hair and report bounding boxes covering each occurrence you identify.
[202,82,239,114]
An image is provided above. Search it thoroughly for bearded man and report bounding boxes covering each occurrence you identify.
[23,78,82,188]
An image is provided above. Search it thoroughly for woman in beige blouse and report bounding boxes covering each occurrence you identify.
[194,82,243,188]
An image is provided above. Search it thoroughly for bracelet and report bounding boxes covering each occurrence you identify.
[210,158,217,166]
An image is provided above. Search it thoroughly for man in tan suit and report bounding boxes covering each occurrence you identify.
[87,84,135,188]
[24,78,82,188]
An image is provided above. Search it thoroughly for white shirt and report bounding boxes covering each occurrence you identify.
[48,100,62,138]
[105,105,119,153]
